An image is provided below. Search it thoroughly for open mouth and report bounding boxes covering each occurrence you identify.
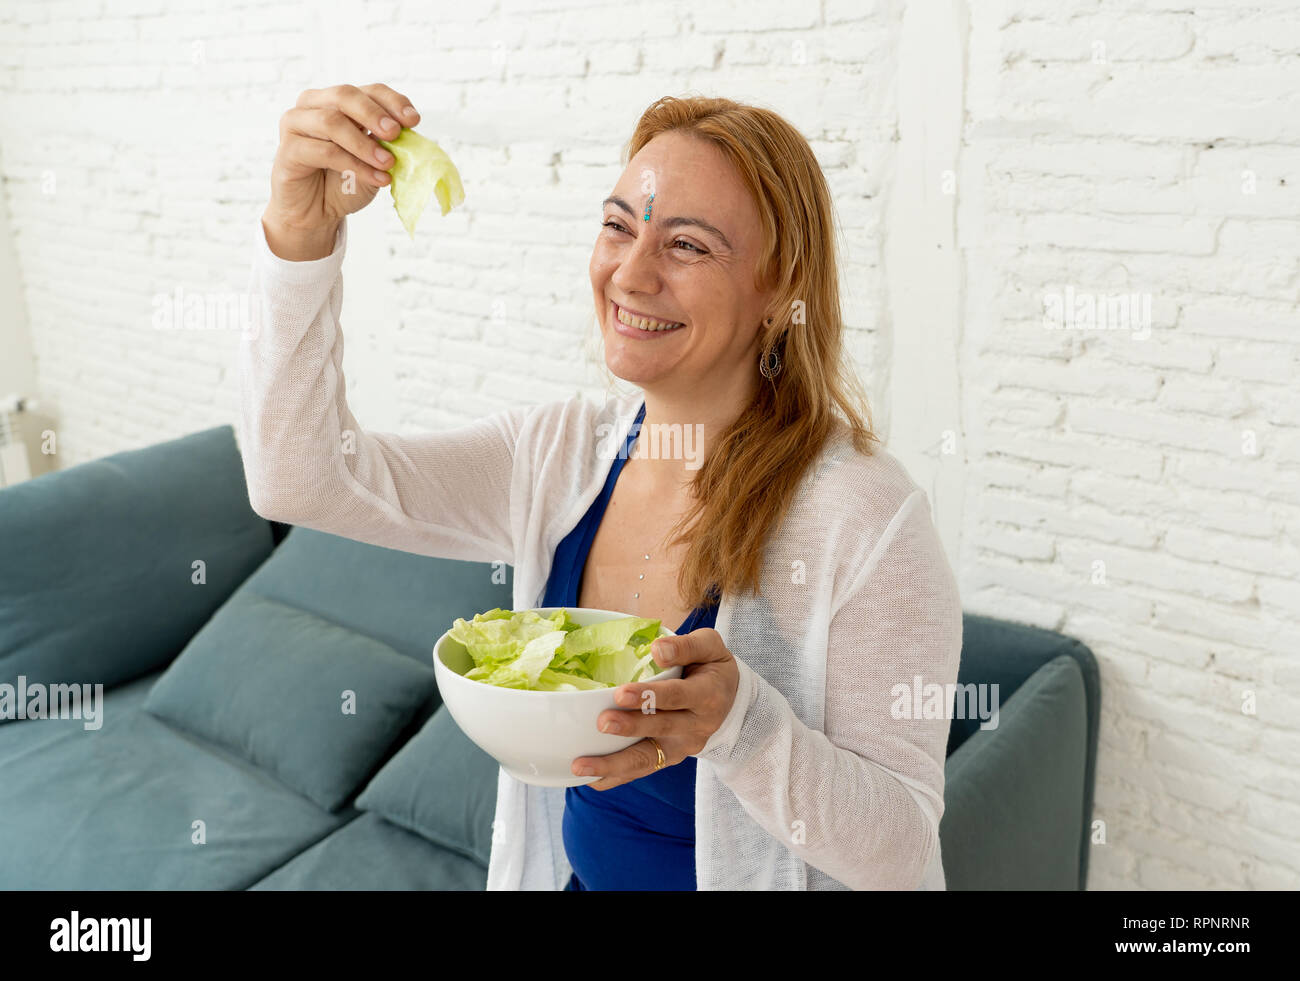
[613,301,685,332]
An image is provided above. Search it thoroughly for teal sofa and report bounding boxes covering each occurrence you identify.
[0,425,1099,890]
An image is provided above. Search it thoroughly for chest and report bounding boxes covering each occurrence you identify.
[576,468,698,633]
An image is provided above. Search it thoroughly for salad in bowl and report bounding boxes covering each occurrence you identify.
[432,607,681,787]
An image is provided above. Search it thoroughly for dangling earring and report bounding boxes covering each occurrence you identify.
[759,318,783,379]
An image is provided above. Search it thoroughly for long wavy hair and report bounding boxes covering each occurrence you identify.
[600,94,879,609]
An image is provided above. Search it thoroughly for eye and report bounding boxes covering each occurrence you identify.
[601,219,707,255]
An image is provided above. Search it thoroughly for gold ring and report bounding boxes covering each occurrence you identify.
[648,737,666,770]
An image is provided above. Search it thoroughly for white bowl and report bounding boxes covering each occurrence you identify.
[432,607,682,787]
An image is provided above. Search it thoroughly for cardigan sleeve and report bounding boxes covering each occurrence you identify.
[237,216,533,565]
[697,488,963,889]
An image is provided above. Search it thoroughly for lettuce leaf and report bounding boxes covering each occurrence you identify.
[448,608,665,690]
[377,127,465,238]
[450,608,573,673]
[558,617,661,659]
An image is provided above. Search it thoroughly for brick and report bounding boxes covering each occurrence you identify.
[1001,16,1195,63]
[1164,525,1296,576]
[980,431,1165,480]
[978,490,1160,549]
[1156,375,1251,418]
[1097,333,1215,373]
[972,457,1070,496]
[688,0,818,32]
[994,356,1161,400]
[1257,576,1300,620]
[1067,403,1239,454]
[1151,796,1300,876]
[1216,343,1300,385]
[961,585,1067,631]
[981,140,1189,181]
[965,553,1155,620]
[969,523,1057,561]
[1124,826,1253,885]
[1069,471,1178,515]
[1136,856,1220,890]
[1152,598,1287,654]
[1012,213,1221,255]
[1056,540,1257,604]
[1172,452,1300,507]
[1175,491,1285,539]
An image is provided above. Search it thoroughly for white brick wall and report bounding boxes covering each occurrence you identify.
[0,0,1295,888]
[958,0,1300,890]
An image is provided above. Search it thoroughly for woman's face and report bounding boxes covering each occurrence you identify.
[590,130,773,397]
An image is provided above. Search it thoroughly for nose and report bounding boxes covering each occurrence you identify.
[609,226,663,297]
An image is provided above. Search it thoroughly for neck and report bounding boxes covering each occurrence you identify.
[632,368,759,493]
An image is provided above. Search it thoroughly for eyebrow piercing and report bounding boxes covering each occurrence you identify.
[643,192,654,221]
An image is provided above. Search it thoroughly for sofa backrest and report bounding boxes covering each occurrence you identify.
[953,612,1101,885]
[240,525,514,675]
[950,614,1099,752]
[0,425,275,702]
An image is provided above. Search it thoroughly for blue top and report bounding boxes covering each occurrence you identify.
[542,399,719,891]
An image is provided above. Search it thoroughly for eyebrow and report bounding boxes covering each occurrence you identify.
[603,195,733,251]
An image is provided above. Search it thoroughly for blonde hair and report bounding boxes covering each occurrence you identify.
[601,94,879,608]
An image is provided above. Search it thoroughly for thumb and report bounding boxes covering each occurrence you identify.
[652,628,726,667]
[651,635,677,668]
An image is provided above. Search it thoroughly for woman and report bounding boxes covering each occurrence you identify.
[241,84,963,890]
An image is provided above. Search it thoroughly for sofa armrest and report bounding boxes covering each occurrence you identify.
[939,654,1089,889]
[0,426,275,700]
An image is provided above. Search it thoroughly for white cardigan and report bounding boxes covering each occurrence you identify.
[238,216,964,890]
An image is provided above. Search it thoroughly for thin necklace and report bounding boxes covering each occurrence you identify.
[633,551,650,600]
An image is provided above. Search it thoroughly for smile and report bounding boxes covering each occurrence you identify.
[613,301,685,332]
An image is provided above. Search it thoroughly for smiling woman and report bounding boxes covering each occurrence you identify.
[586,100,879,621]
[239,86,962,892]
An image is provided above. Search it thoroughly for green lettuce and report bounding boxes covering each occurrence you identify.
[447,608,666,691]
[377,128,465,238]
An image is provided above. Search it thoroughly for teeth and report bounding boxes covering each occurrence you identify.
[617,305,683,331]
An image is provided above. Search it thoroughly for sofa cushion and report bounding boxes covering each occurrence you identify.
[940,654,1087,890]
[0,426,274,700]
[0,703,346,889]
[250,812,488,890]
[951,612,1101,886]
[0,670,156,767]
[355,704,499,865]
[143,590,437,811]
[239,525,514,669]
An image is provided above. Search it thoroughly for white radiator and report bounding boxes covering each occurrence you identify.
[0,394,37,487]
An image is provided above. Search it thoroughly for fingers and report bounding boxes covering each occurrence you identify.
[359,82,420,129]
[295,82,419,138]
[281,134,390,188]
[282,106,395,171]
[596,704,682,738]
[652,627,730,667]
[613,678,692,711]
[574,738,673,791]
[296,83,396,138]
[282,83,422,189]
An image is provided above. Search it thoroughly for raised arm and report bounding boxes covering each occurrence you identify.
[698,488,963,889]
[239,216,532,564]
[238,82,530,565]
